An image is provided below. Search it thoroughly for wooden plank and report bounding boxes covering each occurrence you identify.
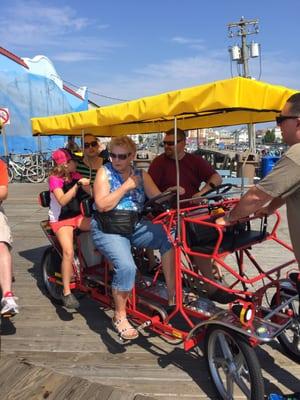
[1,183,299,400]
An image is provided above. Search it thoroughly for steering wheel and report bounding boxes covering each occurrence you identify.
[199,183,236,201]
[143,189,177,216]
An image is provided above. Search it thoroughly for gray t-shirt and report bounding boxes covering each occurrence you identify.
[257,143,300,263]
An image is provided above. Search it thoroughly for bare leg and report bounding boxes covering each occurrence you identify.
[193,256,216,296]
[112,288,138,339]
[0,242,13,295]
[55,226,74,296]
[161,248,175,305]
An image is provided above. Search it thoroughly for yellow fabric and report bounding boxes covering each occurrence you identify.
[31,77,298,137]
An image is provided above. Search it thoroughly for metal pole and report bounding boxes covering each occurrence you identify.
[2,125,8,157]
[174,118,181,240]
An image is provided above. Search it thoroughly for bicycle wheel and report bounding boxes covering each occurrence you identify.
[8,166,14,183]
[271,291,300,362]
[26,165,46,183]
[204,325,264,400]
[41,247,63,303]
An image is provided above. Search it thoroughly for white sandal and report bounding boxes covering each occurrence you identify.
[112,317,139,340]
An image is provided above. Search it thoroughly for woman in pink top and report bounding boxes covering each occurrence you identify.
[49,148,91,309]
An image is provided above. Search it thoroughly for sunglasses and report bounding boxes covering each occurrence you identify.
[110,152,131,160]
[163,139,184,146]
[276,115,299,124]
[84,141,98,149]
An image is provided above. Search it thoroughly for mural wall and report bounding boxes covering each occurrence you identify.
[0,47,88,154]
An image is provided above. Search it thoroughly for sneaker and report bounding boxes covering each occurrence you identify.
[1,295,19,317]
[62,293,79,309]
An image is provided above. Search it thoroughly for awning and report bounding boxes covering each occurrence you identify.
[31,76,298,137]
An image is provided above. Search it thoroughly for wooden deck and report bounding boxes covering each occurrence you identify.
[0,183,299,399]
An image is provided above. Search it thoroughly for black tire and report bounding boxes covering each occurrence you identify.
[41,247,63,303]
[204,325,264,400]
[26,165,46,183]
[8,166,14,183]
[271,291,300,362]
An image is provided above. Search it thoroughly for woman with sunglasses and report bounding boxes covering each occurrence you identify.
[91,136,174,341]
[76,134,109,186]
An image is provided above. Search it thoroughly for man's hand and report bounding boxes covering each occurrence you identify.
[254,205,270,218]
[166,185,185,195]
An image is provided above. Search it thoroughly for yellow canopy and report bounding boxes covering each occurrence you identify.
[31,76,298,137]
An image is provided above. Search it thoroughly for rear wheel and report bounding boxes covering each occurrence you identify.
[204,325,264,400]
[8,166,14,183]
[26,165,46,183]
[41,247,63,303]
[271,291,300,362]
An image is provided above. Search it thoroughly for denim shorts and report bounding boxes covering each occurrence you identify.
[91,216,172,291]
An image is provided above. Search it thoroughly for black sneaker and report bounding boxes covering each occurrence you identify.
[62,293,79,309]
[208,289,237,304]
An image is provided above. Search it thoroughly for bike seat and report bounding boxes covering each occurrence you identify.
[185,221,267,254]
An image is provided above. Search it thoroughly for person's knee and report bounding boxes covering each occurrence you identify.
[62,247,74,261]
[0,241,10,254]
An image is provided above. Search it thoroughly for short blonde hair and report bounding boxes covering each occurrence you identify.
[109,136,136,154]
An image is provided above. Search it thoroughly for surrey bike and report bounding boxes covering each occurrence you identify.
[38,184,300,400]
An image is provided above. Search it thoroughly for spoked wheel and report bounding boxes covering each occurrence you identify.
[271,291,300,362]
[41,247,63,303]
[8,166,14,183]
[204,326,264,400]
[26,165,46,183]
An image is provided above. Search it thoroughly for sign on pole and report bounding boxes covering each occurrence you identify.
[0,108,10,157]
[0,108,10,125]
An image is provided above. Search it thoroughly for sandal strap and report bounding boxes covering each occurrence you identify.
[112,317,128,327]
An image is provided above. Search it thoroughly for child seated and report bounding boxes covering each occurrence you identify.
[48,148,91,309]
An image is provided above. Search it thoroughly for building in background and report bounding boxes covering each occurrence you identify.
[0,47,88,154]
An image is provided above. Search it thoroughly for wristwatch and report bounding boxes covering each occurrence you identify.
[77,181,83,187]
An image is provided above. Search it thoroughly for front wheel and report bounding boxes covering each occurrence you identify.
[271,291,300,362]
[26,165,46,183]
[204,325,264,400]
[41,247,63,303]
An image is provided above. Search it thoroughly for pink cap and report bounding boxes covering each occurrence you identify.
[52,148,72,165]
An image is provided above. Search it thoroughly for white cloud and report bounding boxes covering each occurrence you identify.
[0,0,116,59]
[171,36,205,51]
[53,52,101,63]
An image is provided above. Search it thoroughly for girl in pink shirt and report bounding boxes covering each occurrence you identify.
[49,148,91,309]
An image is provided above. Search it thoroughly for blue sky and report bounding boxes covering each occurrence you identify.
[1,0,300,106]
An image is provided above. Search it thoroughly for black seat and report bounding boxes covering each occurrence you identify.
[185,220,267,254]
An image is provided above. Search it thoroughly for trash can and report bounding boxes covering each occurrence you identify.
[261,156,280,178]
[236,152,259,183]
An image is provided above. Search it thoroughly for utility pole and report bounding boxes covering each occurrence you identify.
[227,17,260,183]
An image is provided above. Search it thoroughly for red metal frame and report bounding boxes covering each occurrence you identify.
[41,196,298,351]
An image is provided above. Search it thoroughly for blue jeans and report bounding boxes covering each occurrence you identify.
[91,216,172,291]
